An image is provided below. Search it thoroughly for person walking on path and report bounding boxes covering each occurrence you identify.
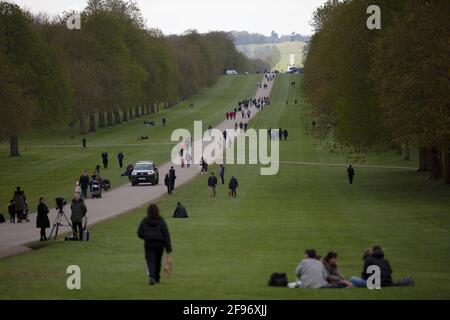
[101,152,109,169]
[347,165,355,184]
[36,197,50,241]
[218,164,225,185]
[13,186,27,223]
[208,172,218,197]
[229,176,239,198]
[137,204,173,285]
[8,200,15,223]
[79,170,90,199]
[164,174,171,195]
[118,151,124,168]
[70,193,87,240]
[169,166,176,193]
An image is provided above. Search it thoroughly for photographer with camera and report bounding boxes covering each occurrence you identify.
[70,193,87,240]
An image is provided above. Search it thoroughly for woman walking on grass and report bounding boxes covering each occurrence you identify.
[137,204,173,285]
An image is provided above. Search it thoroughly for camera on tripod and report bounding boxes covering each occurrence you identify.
[55,197,67,211]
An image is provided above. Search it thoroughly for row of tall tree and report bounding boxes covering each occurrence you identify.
[302,0,450,183]
[0,0,269,156]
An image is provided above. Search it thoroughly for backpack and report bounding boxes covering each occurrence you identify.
[268,272,288,287]
[145,223,164,241]
[0,214,5,223]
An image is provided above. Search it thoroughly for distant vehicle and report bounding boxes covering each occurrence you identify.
[131,161,159,186]
[244,72,249,75]
[287,67,304,74]
[225,69,238,75]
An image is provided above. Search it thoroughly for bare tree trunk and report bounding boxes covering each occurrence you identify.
[9,135,20,157]
[122,109,128,122]
[430,148,443,180]
[114,111,121,124]
[418,147,428,172]
[98,112,106,128]
[442,151,450,185]
[107,111,114,126]
[404,143,410,161]
[89,112,96,132]
[79,113,87,135]
[150,103,155,113]
[129,107,133,119]
[135,105,140,117]
[141,105,146,115]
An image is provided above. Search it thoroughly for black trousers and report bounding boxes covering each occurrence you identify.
[119,160,123,168]
[348,175,354,184]
[72,222,83,239]
[103,161,108,169]
[145,246,164,282]
[40,227,47,240]
[220,174,224,185]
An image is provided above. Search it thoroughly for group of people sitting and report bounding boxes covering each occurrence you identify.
[292,246,414,289]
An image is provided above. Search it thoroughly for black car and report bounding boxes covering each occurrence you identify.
[131,161,159,186]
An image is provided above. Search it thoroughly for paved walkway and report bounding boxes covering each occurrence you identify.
[0,75,276,259]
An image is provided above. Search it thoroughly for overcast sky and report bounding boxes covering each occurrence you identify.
[10,0,328,36]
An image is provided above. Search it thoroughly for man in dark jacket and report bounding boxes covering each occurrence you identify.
[70,194,87,240]
[229,176,239,198]
[173,202,188,218]
[13,186,27,223]
[117,151,124,168]
[137,204,172,285]
[164,174,171,195]
[36,197,50,241]
[218,165,225,185]
[347,165,355,184]
[208,172,218,197]
[79,170,90,199]
[169,167,176,193]
[362,246,393,287]
[101,152,109,169]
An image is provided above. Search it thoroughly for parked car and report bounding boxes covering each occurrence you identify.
[131,161,159,186]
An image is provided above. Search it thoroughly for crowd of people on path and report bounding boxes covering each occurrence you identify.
[289,246,414,289]
[268,127,289,141]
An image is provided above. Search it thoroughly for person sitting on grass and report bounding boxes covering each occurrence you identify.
[295,249,328,288]
[137,204,172,285]
[322,251,353,288]
[173,202,188,218]
[350,246,393,287]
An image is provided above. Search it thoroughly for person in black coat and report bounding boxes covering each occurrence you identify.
[79,170,90,199]
[173,202,188,218]
[362,246,393,287]
[208,172,218,197]
[117,151,124,168]
[229,176,239,198]
[169,167,176,193]
[347,165,355,184]
[137,204,172,285]
[164,174,171,195]
[36,197,50,241]
[101,152,109,169]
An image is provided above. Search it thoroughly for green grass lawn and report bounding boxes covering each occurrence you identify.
[0,75,259,212]
[0,75,449,299]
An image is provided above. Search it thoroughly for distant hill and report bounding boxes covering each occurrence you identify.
[229,30,310,45]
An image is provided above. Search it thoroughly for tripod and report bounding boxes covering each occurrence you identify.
[49,207,72,240]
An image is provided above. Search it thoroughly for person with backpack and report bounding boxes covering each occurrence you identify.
[13,186,27,223]
[208,172,218,197]
[137,204,173,285]
[36,197,50,241]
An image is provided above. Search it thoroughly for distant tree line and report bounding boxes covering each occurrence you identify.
[302,0,450,184]
[0,0,269,156]
[230,30,310,45]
